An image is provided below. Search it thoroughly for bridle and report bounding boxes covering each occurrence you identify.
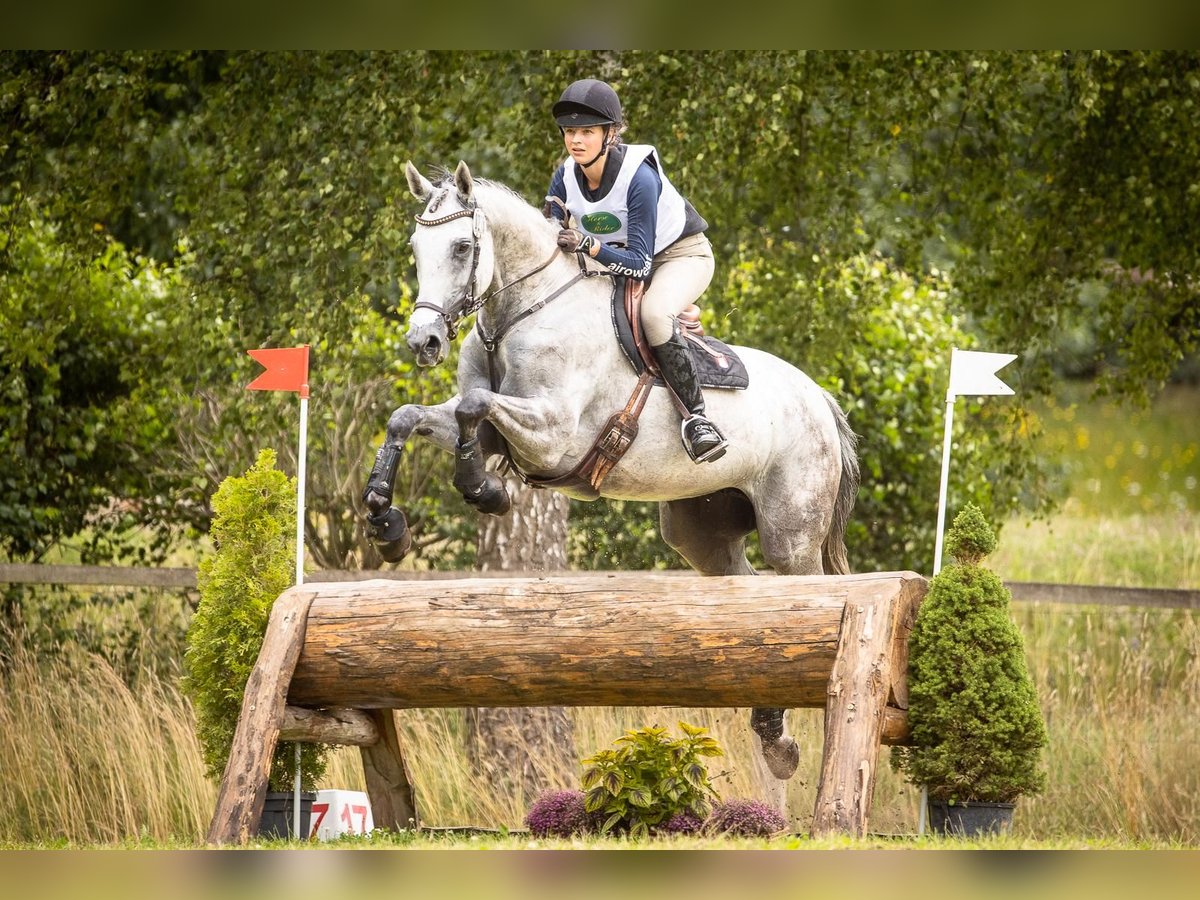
[412,199,568,338]
[411,203,488,335]
[410,193,611,390]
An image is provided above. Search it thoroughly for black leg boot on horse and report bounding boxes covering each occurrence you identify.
[362,443,413,563]
[651,327,729,464]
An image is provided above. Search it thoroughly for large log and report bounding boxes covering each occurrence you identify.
[286,572,925,711]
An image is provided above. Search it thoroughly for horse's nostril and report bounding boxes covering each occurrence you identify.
[423,336,440,357]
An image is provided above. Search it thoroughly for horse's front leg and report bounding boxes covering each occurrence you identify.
[452,386,579,516]
[362,397,460,561]
[452,389,513,516]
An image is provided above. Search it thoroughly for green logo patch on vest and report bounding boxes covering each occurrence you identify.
[581,211,622,235]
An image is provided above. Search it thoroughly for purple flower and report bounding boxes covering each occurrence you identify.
[657,811,705,835]
[706,799,788,837]
[525,790,596,838]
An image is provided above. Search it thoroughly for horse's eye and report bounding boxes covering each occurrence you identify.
[453,240,472,257]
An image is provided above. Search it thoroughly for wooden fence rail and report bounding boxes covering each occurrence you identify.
[1,564,1197,609]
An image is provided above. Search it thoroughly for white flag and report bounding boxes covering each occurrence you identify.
[947,348,1017,399]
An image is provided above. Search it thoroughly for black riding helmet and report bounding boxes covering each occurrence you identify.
[553,79,623,127]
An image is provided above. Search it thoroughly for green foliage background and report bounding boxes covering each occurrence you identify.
[2,51,1197,574]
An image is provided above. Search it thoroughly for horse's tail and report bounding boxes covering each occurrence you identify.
[821,390,860,576]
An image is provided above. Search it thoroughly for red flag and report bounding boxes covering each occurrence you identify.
[246,346,309,395]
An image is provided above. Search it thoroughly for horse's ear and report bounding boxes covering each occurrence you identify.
[405,161,434,201]
[453,160,474,204]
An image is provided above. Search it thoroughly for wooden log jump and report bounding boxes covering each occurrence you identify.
[207,571,926,844]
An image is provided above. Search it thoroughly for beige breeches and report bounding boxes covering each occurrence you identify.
[642,232,715,346]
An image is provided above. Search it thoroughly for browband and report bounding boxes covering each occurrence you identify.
[414,208,474,227]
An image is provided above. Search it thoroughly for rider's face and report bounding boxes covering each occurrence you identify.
[562,125,606,166]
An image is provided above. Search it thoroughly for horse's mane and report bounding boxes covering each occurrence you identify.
[424,166,559,252]
[429,167,530,205]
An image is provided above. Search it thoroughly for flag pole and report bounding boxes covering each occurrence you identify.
[293,379,309,840]
[932,389,956,579]
[295,383,308,588]
[920,382,957,839]
[244,342,312,840]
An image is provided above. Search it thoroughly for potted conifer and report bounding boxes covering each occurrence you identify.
[182,449,330,839]
[893,503,1048,837]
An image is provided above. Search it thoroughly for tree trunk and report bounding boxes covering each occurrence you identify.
[465,474,576,803]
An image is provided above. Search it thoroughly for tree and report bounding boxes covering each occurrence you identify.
[0,208,185,563]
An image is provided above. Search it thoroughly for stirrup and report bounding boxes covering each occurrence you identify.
[680,415,728,464]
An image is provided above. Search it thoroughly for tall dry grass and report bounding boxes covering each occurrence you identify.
[1014,604,1200,841]
[992,509,1200,589]
[0,644,214,844]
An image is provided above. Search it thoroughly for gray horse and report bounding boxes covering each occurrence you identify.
[363,161,860,779]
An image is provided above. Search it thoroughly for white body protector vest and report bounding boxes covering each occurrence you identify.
[563,144,688,254]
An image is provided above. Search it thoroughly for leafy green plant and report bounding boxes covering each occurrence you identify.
[581,722,723,838]
[893,503,1048,804]
[182,449,329,791]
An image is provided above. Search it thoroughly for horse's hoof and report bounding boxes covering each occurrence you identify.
[368,508,411,562]
[362,487,391,517]
[758,735,800,780]
[376,535,412,564]
[466,473,511,516]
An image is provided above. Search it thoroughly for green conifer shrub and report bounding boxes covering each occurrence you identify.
[893,503,1047,803]
[182,449,329,791]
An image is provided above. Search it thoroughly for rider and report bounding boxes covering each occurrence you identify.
[544,78,728,464]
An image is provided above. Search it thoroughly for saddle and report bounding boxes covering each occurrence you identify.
[610,276,749,391]
[524,279,747,498]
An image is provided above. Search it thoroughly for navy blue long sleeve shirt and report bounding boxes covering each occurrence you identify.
[546,145,661,279]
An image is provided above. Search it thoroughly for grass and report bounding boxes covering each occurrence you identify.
[989,382,1200,590]
[0,643,213,844]
[1035,383,1200,518]
[991,510,1200,588]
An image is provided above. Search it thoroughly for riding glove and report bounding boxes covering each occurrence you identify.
[556,228,597,256]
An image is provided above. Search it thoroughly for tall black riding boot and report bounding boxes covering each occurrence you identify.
[651,329,729,463]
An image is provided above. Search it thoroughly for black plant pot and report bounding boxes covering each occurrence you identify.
[258,791,316,840]
[927,800,1015,838]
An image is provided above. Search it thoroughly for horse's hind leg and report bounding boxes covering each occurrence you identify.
[658,489,757,576]
[747,481,833,780]
[659,490,801,780]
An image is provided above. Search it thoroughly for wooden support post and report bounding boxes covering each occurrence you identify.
[810,573,924,837]
[206,588,315,845]
[360,709,420,831]
[880,706,911,746]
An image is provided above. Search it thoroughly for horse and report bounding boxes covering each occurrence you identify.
[362,161,860,780]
